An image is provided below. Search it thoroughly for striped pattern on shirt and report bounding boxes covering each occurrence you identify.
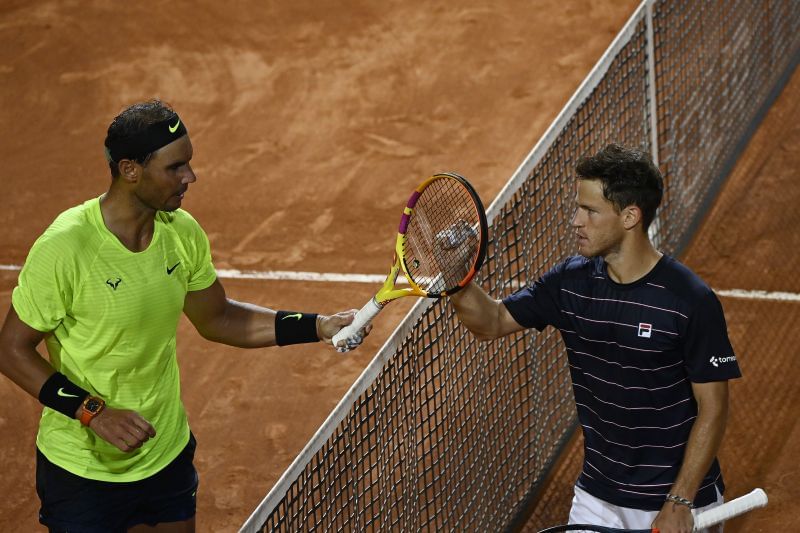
[503,255,741,510]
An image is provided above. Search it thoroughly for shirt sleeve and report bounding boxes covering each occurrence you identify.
[683,290,741,382]
[11,235,73,332]
[501,261,566,331]
[186,217,217,292]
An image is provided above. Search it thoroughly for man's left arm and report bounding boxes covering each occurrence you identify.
[183,279,362,348]
[652,380,729,533]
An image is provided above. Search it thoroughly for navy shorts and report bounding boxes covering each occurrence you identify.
[36,432,198,533]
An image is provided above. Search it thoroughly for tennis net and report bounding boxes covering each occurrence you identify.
[242,1,800,531]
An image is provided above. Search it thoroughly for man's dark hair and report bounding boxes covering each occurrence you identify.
[104,100,176,178]
[575,143,663,230]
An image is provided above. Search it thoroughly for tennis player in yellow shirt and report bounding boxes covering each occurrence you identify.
[0,100,368,532]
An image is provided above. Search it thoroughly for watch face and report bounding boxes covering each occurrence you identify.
[85,399,102,413]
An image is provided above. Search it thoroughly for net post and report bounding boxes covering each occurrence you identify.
[645,0,663,249]
[645,0,659,167]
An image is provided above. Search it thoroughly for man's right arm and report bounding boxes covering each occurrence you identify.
[450,281,527,341]
[0,305,55,397]
[0,305,155,452]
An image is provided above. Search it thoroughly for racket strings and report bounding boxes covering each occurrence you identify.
[404,177,482,294]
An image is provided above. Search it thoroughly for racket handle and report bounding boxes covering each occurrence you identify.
[332,298,383,351]
[694,488,768,529]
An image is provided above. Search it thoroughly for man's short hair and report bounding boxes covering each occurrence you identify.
[104,100,176,178]
[575,143,663,230]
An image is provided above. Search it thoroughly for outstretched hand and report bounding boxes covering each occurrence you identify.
[89,407,157,452]
[434,220,479,283]
[318,310,372,351]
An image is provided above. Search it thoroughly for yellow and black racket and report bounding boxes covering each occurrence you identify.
[333,172,488,351]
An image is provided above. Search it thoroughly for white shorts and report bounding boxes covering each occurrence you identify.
[568,485,724,532]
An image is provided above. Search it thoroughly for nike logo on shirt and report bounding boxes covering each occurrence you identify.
[167,262,181,275]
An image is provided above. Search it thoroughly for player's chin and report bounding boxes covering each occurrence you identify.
[576,240,591,257]
[163,195,184,211]
[576,243,601,259]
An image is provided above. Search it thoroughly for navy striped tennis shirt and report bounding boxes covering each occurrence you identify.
[503,254,741,511]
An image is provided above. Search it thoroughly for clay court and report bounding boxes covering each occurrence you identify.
[1,1,797,531]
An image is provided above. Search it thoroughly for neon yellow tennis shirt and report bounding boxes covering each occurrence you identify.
[12,197,216,482]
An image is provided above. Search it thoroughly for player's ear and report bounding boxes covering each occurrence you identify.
[117,159,141,184]
[621,204,642,230]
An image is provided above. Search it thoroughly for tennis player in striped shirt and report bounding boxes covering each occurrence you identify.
[451,144,740,533]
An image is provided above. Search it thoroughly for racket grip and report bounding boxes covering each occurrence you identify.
[694,488,768,529]
[332,298,383,351]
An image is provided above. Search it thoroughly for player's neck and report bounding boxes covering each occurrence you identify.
[604,234,662,285]
[99,188,156,252]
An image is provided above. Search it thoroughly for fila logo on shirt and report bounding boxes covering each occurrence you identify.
[637,323,652,338]
[710,355,737,367]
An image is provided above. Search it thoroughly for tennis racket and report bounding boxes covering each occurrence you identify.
[332,172,488,351]
[536,488,768,532]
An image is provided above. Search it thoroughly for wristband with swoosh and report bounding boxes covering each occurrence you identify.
[275,310,319,345]
[38,372,90,420]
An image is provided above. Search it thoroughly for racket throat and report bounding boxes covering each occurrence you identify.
[372,296,389,309]
[375,260,402,304]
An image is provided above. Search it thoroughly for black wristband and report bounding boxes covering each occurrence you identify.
[275,311,319,346]
[38,372,90,419]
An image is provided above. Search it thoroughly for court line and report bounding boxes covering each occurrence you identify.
[2,264,799,300]
[215,268,388,283]
[0,264,388,284]
[714,289,800,302]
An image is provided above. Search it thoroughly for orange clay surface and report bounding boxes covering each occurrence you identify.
[0,1,795,531]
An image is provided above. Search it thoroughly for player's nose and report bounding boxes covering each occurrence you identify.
[571,208,583,226]
[182,164,197,184]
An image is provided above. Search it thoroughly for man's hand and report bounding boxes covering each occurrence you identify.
[652,501,694,533]
[434,220,478,283]
[318,310,372,351]
[88,407,157,452]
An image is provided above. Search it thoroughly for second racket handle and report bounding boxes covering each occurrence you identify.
[332,298,383,350]
[694,488,767,529]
